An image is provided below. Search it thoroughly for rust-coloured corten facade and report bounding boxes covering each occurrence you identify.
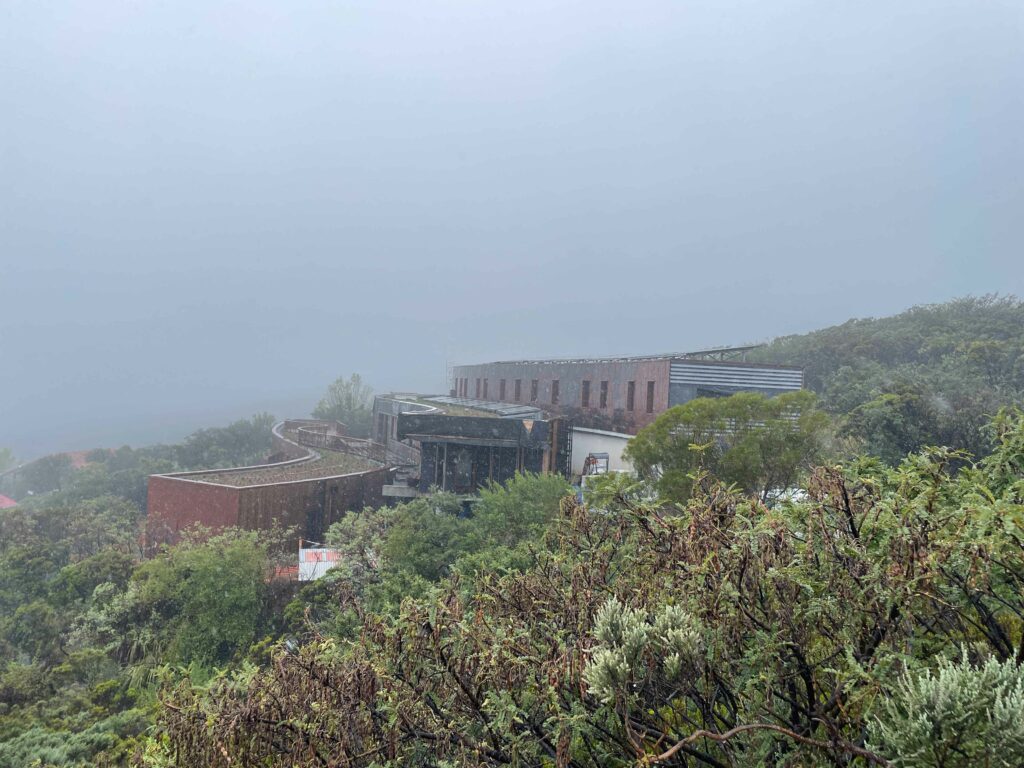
[146,466,392,549]
[146,421,394,550]
[147,475,242,536]
[451,355,803,434]
[146,466,393,548]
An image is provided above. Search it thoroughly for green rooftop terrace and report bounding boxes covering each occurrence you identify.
[185,448,374,487]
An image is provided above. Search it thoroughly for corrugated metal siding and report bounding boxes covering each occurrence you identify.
[669,363,803,390]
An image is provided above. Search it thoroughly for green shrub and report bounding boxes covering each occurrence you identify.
[868,651,1024,767]
[0,708,147,768]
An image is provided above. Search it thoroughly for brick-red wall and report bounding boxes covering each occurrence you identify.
[451,359,671,433]
[147,467,394,549]
[238,466,392,545]
[146,475,242,544]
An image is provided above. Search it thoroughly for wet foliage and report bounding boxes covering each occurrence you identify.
[751,295,1024,462]
[151,411,1024,767]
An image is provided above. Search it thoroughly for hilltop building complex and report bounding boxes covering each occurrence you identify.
[371,394,571,497]
[145,346,802,548]
[451,348,803,434]
[146,420,393,549]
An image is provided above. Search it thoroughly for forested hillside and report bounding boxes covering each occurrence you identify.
[0,417,571,767]
[0,415,281,767]
[3,301,1024,767]
[0,414,276,506]
[750,295,1024,461]
[153,409,1024,767]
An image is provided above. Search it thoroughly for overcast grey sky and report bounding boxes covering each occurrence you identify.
[2,0,1022,457]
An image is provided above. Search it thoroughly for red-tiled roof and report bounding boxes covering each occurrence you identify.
[0,494,17,509]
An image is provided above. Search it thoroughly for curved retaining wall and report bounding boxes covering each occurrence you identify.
[294,428,387,464]
[146,421,394,549]
[272,421,320,462]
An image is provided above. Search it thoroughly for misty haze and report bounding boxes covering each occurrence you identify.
[1,1,1023,766]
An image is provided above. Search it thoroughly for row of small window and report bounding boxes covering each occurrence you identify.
[581,379,656,413]
[456,377,530,401]
[455,377,656,413]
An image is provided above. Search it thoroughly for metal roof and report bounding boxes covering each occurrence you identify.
[455,346,801,368]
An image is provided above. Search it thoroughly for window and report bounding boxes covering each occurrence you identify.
[515,379,522,401]
[600,380,609,408]
[551,379,560,405]
[483,378,488,399]
[627,381,635,411]
[581,380,591,408]
[499,379,506,400]
[530,379,539,402]
[475,378,481,398]
[646,381,655,413]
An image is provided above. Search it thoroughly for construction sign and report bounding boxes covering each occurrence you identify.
[298,547,341,581]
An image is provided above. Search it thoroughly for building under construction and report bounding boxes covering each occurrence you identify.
[372,394,571,496]
[450,348,803,434]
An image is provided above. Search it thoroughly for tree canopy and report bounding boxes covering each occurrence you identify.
[750,295,1024,461]
[312,374,374,437]
[150,409,1024,768]
[0,415,283,767]
[4,299,1024,766]
[625,389,829,502]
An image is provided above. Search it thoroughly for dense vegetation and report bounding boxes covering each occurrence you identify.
[0,413,276,506]
[625,389,828,502]
[2,298,1024,766]
[0,414,280,767]
[151,409,1024,767]
[750,295,1024,462]
[0,415,570,767]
